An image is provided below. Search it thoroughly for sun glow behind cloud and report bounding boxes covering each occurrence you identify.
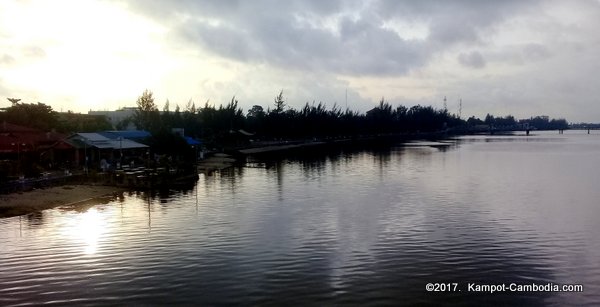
[2,1,600,121]
[1,0,177,111]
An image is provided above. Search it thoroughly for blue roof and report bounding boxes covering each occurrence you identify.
[100,130,152,140]
[184,136,201,146]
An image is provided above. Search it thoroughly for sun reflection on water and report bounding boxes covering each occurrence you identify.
[72,208,107,255]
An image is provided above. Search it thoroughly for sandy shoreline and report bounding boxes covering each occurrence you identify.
[0,185,125,218]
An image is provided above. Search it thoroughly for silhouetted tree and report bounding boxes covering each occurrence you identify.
[7,98,21,105]
[467,116,484,126]
[0,101,58,131]
[57,112,112,132]
[133,89,160,132]
[272,90,286,115]
[247,105,265,118]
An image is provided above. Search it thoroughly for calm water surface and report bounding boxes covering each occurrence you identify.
[1,131,599,306]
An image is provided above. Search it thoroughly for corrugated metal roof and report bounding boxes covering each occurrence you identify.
[69,133,147,149]
[111,139,148,149]
[77,133,111,142]
[100,130,151,140]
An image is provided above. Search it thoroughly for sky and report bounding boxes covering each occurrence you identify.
[1,0,600,122]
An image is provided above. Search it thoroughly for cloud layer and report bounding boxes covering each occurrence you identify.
[2,0,600,121]
[126,0,542,76]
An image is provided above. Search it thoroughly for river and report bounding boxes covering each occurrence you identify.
[1,131,599,306]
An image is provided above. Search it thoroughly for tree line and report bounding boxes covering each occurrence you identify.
[131,90,467,148]
[467,114,569,130]
[130,90,572,148]
[2,93,570,150]
[1,98,112,132]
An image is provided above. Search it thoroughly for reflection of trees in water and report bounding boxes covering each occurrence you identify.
[192,142,459,201]
[153,182,196,200]
[261,160,284,201]
[26,211,45,226]
[198,166,246,197]
[253,144,400,180]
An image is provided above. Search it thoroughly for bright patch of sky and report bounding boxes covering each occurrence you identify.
[1,0,600,122]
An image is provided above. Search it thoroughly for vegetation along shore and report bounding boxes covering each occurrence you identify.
[1,90,573,218]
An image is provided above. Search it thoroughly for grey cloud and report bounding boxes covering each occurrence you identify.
[115,0,600,121]
[485,43,553,66]
[458,51,485,68]
[122,0,540,76]
[522,44,551,61]
[180,10,425,75]
[375,0,542,45]
[193,66,371,112]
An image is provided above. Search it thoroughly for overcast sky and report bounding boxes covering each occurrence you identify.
[1,0,599,122]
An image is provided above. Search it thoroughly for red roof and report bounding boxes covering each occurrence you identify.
[0,122,40,133]
[0,122,68,154]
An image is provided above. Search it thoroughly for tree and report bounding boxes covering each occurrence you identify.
[136,89,157,112]
[247,105,265,118]
[467,116,484,126]
[484,114,495,126]
[185,99,196,114]
[7,98,21,105]
[133,89,160,131]
[0,101,58,131]
[57,113,112,132]
[273,90,286,114]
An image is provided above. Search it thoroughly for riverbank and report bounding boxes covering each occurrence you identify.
[197,153,237,173]
[0,185,125,218]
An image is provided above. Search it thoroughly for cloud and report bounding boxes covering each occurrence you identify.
[159,61,371,113]
[0,54,15,65]
[457,51,486,69]
[4,0,600,121]
[121,0,542,77]
[173,8,425,76]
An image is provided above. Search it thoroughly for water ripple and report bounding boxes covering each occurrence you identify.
[1,133,599,306]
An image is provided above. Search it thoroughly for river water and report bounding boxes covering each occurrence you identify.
[1,131,599,306]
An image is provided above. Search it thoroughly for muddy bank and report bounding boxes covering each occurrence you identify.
[0,185,125,218]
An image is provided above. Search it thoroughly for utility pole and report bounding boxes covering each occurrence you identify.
[459,98,462,119]
[443,96,447,112]
[345,88,348,110]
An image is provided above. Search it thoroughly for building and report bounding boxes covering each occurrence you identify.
[88,107,137,130]
[0,122,66,160]
[65,132,148,169]
[0,122,69,178]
